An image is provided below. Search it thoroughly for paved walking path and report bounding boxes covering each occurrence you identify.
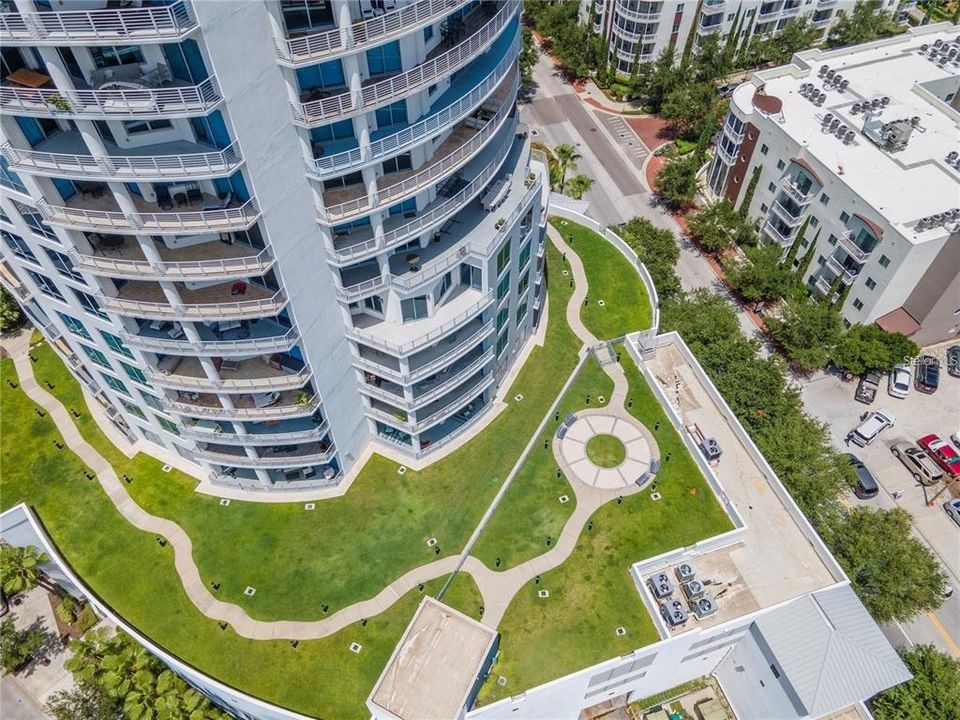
[3,225,657,638]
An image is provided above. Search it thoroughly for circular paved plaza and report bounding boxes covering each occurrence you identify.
[557,412,659,491]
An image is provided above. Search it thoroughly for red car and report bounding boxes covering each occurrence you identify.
[918,434,960,478]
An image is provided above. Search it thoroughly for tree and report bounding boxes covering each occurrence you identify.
[0,287,24,334]
[826,0,898,49]
[772,17,820,64]
[0,544,49,597]
[644,46,683,112]
[690,33,730,84]
[564,174,594,200]
[553,143,581,191]
[519,26,538,86]
[782,215,810,267]
[795,227,821,277]
[830,324,920,376]
[767,297,843,370]
[824,508,946,623]
[738,165,761,217]
[655,155,699,210]
[725,244,797,305]
[616,217,682,301]
[45,682,122,720]
[872,645,960,720]
[687,199,756,255]
[660,82,722,140]
[0,616,46,673]
[660,290,741,349]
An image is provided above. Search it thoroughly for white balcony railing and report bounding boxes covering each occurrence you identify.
[329,128,517,264]
[291,0,519,125]
[121,328,299,356]
[0,76,222,119]
[37,197,260,235]
[762,220,794,247]
[0,1,196,45]
[769,199,805,228]
[336,274,388,302]
[779,177,815,205]
[837,231,872,264]
[98,289,287,321]
[614,0,663,22]
[276,0,473,65]
[409,348,494,408]
[177,419,328,445]
[1,139,242,181]
[412,372,494,431]
[68,245,274,281]
[318,103,517,223]
[147,365,312,393]
[195,445,336,470]
[311,53,518,178]
[166,394,321,420]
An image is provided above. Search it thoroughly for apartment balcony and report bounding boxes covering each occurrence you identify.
[369,369,493,434]
[697,23,723,35]
[178,416,328,445]
[0,76,222,120]
[0,259,30,301]
[195,440,336,470]
[762,220,795,247]
[37,193,259,235]
[701,0,727,14]
[1,135,242,182]
[328,128,524,264]
[779,176,816,205]
[350,287,493,356]
[714,141,739,165]
[99,280,286,321]
[309,57,517,179]
[276,0,474,66]
[781,1,803,17]
[835,231,873,264]
[614,0,663,22]
[769,198,806,228]
[290,1,519,126]
[122,318,297,356]
[69,236,273,281]
[813,273,837,300]
[825,253,860,284]
[0,1,197,45]
[147,355,310,393]
[165,389,320,420]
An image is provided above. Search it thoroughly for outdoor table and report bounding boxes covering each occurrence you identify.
[6,68,51,88]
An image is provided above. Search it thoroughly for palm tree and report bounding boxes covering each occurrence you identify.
[553,143,581,191]
[564,174,594,200]
[0,544,49,596]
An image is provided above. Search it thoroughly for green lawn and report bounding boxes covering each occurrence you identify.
[550,217,653,340]
[23,240,582,622]
[586,434,626,468]
[475,347,734,705]
[470,357,614,570]
[0,356,482,719]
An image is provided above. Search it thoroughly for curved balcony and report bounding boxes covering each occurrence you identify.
[770,198,806,228]
[68,241,274,281]
[779,177,815,205]
[37,197,260,235]
[367,369,493,433]
[195,442,336,470]
[309,52,518,179]
[147,358,311,393]
[178,419,328,446]
[291,0,519,126]
[0,1,196,45]
[614,0,664,22]
[1,139,243,182]
[367,347,495,410]
[122,321,297,357]
[327,122,519,264]
[98,282,287,321]
[0,77,222,119]
[318,97,517,224]
[165,391,321,420]
[276,0,473,66]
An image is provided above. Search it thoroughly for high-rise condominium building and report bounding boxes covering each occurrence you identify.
[708,24,959,345]
[0,0,546,491]
[581,0,905,76]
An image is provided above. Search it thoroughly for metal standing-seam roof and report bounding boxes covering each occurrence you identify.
[754,584,911,718]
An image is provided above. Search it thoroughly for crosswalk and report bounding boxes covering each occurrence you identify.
[597,112,649,171]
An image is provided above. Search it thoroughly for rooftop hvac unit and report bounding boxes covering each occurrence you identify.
[676,563,696,583]
[823,112,834,124]
[851,103,862,113]
[683,579,706,600]
[916,217,930,230]
[947,151,958,162]
[934,39,944,48]
[650,573,674,599]
[815,93,826,106]
[839,79,849,91]
[844,131,855,144]
[693,596,719,619]
[700,437,722,462]
[818,64,829,76]
[836,124,848,136]
[660,599,688,628]
[826,69,836,80]
[871,97,882,108]
[829,118,840,131]
[920,44,929,52]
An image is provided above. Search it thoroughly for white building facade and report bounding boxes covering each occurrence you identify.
[707,24,960,344]
[581,0,906,76]
[0,0,547,491]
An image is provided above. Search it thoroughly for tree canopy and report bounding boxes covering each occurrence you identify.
[826,0,899,49]
[872,644,960,720]
[767,298,844,370]
[660,82,723,141]
[725,244,797,304]
[687,199,757,255]
[830,323,919,376]
[615,217,681,301]
[655,155,699,210]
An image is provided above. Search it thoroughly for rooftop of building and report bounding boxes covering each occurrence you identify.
[731,24,960,244]
[368,597,497,720]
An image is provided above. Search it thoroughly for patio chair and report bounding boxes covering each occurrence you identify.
[155,185,174,210]
[186,184,203,205]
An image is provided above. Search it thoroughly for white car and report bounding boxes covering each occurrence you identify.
[951,430,960,453]
[888,365,911,398]
[849,409,895,448]
[944,499,960,528]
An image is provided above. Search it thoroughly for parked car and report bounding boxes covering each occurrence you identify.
[951,429,960,452]
[845,453,879,499]
[890,441,944,486]
[917,434,960,478]
[944,499,960,527]
[855,370,884,404]
[848,409,895,448]
[914,355,940,393]
[888,365,911,398]
[947,346,960,378]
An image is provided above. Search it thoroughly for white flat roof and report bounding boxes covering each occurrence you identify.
[732,26,960,242]
[368,597,497,720]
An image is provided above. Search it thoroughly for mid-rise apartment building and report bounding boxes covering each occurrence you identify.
[0,0,547,491]
[581,0,905,75]
[708,24,959,344]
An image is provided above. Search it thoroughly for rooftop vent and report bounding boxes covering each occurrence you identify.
[829,118,840,131]
[838,79,849,91]
[826,69,836,80]
[683,579,706,600]
[649,573,674,599]
[822,112,834,125]
[660,599,689,628]
[815,92,826,106]
[693,596,719,619]
[843,130,855,144]
[818,64,829,77]
[676,563,697,583]
[851,103,862,114]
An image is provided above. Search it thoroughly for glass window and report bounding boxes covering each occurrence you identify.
[496,240,511,274]
[156,416,180,435]
[820,193,830,205]
[120,361,149,386]
[366,41,402,76]
[382,153,412,174]
[878,255,890,268]
[434,272,452,303]
[89,45,144,68]
[767,182,776,192]
[101,373,129,395]
[2,230,38,263]
[852,299,863,310]
[0,156,27,194]
[496,307,508,331]
[497,272,510,301]
[281,0,334,34]
[516,302,528,326]
[424,25,434,41]
[80,344,111,368]
[865,277,876,290]
[776,159,785,170]
[58,312,90,339]
[44,248,84,283]
[14,203,58,240]
[73,289,108,320]
[518,240,531,270]
[828,234,837,246]
[100,330,133,358]
[810,216,819,227]
[120,399,146,420]
[760,144,768,155]
[401,295,429,321]
[27,270,64,301]
[140,390,164,412]
[496,329,508,357]
[839,211,850,223]
[122,119,173,135]
[518,270,529,295]
[375,100,408,129]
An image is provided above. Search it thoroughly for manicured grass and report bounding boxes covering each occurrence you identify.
[586,434,626,468]
[470,358,614,570]
[25,240,582,622]
[0,356,482,718]
[550,217,653,340]
[475,348,733,706]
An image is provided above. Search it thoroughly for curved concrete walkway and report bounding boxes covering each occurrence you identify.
[3,222,654,639]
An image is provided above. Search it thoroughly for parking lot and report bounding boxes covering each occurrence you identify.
[801,352,960,655]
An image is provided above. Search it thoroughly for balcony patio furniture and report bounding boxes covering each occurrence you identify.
[202,192,233,211]
[230,281,247,296]
[157,354,183,375]
[219,359,239,372]
[174,191,188,207]
[75,180,106,199]
[167,324,185,339]
[5,68,51,88]
[252,391,281,408]
[156,185,174,210]
[98,233,125,253]
[90,62,172,91]
[481,176,509,210]
[186,184,203,204]
[192,419,221,434]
